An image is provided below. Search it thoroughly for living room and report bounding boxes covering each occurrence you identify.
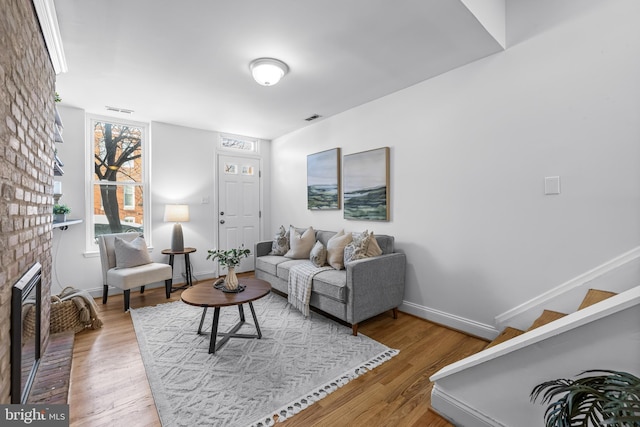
[1,0,639,426]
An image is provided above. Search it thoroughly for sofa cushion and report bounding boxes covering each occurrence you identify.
[276,259,347,303]
[276,259,310,279]
[285,226,315,259]
[255,255,290,276]
[309,240,327,267]
[311,269,348,302]
[270,225,289,255]
[372,234,394,254]
[326,230,352,270]
[315,230,337,248]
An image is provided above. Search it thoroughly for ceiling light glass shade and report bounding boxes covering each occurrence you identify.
[250,58,289,86]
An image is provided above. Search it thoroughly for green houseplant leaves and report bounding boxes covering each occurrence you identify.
[206,246,250,268]
[531,370,640,427]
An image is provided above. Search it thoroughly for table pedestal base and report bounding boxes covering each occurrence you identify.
[197,303,262,354]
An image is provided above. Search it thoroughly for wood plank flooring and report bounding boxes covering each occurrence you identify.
[69,278,488,426]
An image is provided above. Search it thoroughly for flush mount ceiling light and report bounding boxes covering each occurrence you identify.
[249,58,289,86]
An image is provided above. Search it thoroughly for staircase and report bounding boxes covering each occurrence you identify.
[486,289,616,349]
[429,284,640,427]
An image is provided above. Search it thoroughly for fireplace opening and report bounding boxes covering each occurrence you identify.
[11,262,42,404]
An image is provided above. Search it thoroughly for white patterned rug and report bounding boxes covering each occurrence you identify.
[130,292,398,427]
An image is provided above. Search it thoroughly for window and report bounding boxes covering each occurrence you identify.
[219,133,258,153]
[87,116,149,250]
[123,184,135,210]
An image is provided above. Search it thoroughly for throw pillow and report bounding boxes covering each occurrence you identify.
[114,236,152,268]
[366,232,383,257]
[284,226,315,259]
[270,225,289,255]
[344,230,372,264]
[309,240,327,267]
[326,230,353,270]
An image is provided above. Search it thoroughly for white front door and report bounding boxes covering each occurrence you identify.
[217,155,261,274]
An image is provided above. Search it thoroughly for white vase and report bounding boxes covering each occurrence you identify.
[225,267,239,290]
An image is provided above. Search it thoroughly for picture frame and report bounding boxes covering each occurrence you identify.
[343,147,390,221]
[307,148,341,210]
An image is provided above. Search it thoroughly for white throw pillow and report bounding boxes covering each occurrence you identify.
[326,230,353,270]
[284,226,315,259]
[114,236,152,268]
[309,240,327,267]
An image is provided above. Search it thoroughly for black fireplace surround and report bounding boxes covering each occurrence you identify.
[11,262,42,404]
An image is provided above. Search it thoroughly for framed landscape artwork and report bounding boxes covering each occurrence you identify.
[343,147,390,221]
[307,148,341,210]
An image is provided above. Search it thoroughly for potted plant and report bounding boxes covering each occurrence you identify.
[206,245,250,291]
[53,204,71,222]
[531,370,640,426]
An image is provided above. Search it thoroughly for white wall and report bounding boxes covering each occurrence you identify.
[432,297,640,426]
[53,107,272,296]
[269,0,640,334]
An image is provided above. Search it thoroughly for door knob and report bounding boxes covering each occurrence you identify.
[220,211,224,215]
[219,220,225,224]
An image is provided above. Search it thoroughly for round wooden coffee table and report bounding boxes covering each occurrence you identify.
[181,277,271,354]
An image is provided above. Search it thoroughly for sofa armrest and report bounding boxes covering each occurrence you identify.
[345,252,406,325]
[255,240,273,259]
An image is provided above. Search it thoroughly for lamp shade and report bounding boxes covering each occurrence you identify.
[164,205,189,252]
[250,58,289,86]
[164,204,190,223]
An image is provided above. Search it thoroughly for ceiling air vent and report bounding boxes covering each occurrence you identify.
[105,106,134,114]
[304,114,321,122]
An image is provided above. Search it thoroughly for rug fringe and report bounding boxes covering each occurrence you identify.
[248,348,400,427]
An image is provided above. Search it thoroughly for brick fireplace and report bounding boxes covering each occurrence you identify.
[0,0,56,404]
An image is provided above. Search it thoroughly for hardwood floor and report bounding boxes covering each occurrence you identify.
[69,278,488,426]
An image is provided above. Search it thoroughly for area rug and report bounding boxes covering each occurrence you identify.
[130,292,398,427]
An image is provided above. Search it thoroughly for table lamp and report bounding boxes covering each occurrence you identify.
[164,204,190,251]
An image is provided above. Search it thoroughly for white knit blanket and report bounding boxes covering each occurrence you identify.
[288,262,333,317]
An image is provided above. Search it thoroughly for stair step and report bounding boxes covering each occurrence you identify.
[527,310,566,331]
[578,288,617,310]
[486,327,524,349]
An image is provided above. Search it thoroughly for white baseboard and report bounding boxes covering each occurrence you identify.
[399,301,499,341]
[431,384,506,427]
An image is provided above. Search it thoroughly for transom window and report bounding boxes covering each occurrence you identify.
[219,133,258,153]
[87,116,149,250]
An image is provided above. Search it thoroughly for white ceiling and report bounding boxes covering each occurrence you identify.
[53,0,504,140]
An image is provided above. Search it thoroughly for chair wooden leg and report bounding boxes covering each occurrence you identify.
[123,290,130,311]
[392,307,398,319]
[140,285,145,294]
[352,323,358,336]
[165,279,171,299]
[102,285,108,304]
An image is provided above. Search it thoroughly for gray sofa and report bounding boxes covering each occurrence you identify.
[254,229,406,335]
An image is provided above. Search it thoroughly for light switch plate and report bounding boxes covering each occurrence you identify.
[544,176,561,195]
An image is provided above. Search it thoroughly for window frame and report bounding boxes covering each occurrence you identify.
[85,114,151,253]
[219,133,260,154]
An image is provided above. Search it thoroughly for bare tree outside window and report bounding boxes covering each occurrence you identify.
[93,121,144,237]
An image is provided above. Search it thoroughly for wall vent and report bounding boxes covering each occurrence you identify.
[105,106,134,114]
[304,114,321,122]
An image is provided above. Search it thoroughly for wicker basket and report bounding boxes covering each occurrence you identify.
[50,295,86,334]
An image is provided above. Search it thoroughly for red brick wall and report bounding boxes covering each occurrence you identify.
[0,0,56,403]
